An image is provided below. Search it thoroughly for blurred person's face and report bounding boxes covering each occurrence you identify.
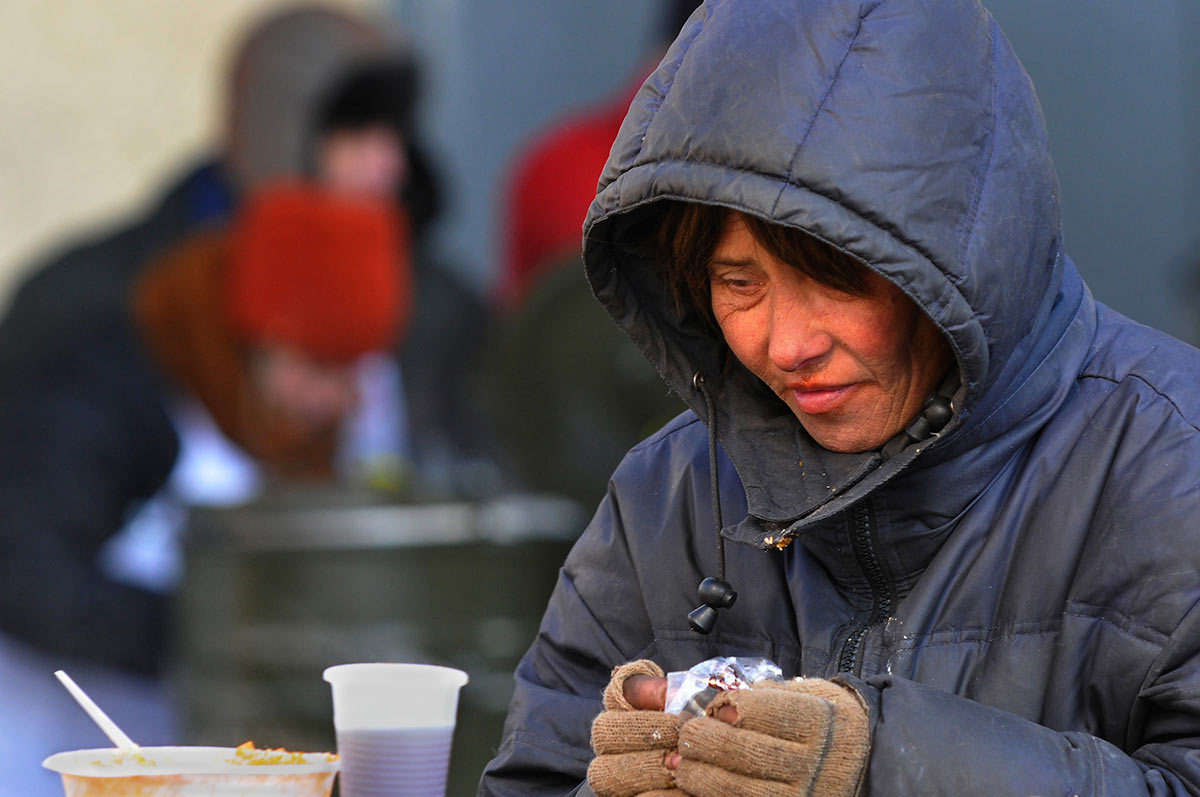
[250,343,360,432]
[318,125,407,200]
[708,212,951,453]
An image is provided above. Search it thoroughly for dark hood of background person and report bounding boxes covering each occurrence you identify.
[309,56,444,249]
[135,181,409,481]
[584,0,1072,540]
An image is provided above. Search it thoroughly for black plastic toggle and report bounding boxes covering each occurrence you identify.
[697,576,737,608]
[922,393,953,432]
[687,604,719,634]
[688,577,737,634]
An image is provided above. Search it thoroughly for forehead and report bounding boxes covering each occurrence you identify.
[713,212,914,303]
[710,212,766,262]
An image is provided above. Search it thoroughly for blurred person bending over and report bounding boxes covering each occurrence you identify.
[0,182,407,794]
[481,0,1200,794]
[0,181,408,670]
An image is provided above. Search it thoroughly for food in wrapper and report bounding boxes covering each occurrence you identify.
[664,656,783,717]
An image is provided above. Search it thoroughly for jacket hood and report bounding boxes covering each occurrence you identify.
[224,5,407,192]
[583,0,1097,540]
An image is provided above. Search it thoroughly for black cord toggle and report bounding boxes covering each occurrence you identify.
[687,576,737,633]
[879,369,959,460]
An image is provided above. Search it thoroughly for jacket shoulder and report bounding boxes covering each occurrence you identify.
[1082,306,1200,430]
[615,409,709,478]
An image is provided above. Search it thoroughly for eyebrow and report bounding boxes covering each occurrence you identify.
[708,257,758,268]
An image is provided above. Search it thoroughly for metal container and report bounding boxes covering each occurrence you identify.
[173,492,583,796]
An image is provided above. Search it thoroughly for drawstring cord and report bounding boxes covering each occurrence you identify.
[688,372,736,634]
[694,372,726,580]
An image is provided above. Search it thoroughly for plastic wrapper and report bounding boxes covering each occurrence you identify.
[663,656,783,717]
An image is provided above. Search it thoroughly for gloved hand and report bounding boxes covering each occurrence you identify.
[672,677,869,797]
[588,659,684,797]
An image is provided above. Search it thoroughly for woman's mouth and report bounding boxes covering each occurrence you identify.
[789,384,855,415]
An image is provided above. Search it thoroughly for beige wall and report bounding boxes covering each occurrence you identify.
[0,0,378,310]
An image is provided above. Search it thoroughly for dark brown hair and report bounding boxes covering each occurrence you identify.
[656,202,870,326]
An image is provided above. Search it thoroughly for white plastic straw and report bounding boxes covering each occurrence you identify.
[54,670,139,752]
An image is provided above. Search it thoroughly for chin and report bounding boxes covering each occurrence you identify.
[818,439,875,454]
[789,401,895,453]
[804,424,887,454]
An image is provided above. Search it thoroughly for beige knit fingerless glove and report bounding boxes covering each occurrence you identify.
[587,660,684,797]
[672,677,869,797]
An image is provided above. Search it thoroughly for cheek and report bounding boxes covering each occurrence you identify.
[257,360,294,398]
[712,306,766,370]
[860,323,912,367]
[851,302,935,382]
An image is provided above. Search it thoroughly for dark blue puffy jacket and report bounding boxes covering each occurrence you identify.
[481,0,1200,793]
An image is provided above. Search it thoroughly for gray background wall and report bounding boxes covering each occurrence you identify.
[987,0,1200,343]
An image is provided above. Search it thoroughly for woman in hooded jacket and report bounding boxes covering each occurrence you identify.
[480,0,1200,794]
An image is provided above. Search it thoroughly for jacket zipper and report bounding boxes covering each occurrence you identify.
[837,502,894,676]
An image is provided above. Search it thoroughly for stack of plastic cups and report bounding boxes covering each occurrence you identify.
[323,663,468,797]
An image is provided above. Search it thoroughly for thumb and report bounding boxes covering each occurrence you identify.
[624,675,667,711]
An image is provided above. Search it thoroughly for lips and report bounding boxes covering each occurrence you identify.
[789,383,856,415]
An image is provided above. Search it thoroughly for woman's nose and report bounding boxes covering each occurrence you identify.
[766,291,832,372]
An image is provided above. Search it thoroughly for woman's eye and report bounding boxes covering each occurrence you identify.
[714,274,761,295]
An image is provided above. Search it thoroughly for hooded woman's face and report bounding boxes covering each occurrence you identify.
[709,212,951,453]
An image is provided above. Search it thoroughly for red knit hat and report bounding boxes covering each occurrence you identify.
[226,181,409,361]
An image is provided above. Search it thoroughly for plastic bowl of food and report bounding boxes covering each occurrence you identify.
[43,742,338,796]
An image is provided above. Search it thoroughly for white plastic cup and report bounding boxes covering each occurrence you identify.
[323,663,468,797]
